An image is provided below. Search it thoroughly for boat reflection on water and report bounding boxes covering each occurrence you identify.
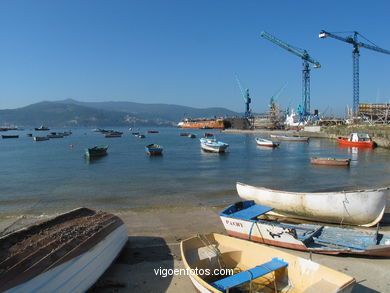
[85,155,107,164]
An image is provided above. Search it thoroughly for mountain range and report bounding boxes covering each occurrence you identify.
[0,99,240,127]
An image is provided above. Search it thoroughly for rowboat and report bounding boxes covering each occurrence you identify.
[33,136,49,141]
[1,135,19,139]
[255,137,279,147]
[337,133,374,148]
[220,201,390,256]
[0,207,127,293]
[145,144,163,156]
[236,182,389,226]
[269,134,309,142]
[311,157,351,166]
[85,145,109,157]
[181,233,355,293]
[200,134,228,153]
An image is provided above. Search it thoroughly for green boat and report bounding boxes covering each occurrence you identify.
[85,145,109,157]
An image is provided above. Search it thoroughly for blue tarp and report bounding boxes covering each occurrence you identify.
[226,204,273,220]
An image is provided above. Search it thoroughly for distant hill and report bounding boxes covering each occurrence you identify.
[0,99,240,127]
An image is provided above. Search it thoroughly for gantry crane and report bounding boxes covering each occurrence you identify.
[260,31,321,120]
[319,30,390,115]
[235,74,252,117]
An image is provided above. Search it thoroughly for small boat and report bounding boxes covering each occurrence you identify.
[47,132,64,138]
[26,133,33,137]
[311,157,351,166]
[236,182,389,227]
[85,145,109,157]
[132,132,140,136]
[1,135,19,139]
[221,201,390,257]
[180,132,190,136]
[200,134,228,153]
[145,144,163,156]
[135,134,146,138]
[147,130,159,133]
[337,133,374,148]
[188,133,196,138]
[33,136,49,141]
[61,130,72,136]
[34,125,50,131]
[0,207,127,293]
[255,137,279,147]
[269,134,309,142]
[181,233,355,293]
[105,131,123,138]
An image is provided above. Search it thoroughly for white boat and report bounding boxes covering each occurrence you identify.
[200,134,228,153]
[0,208,128,293]
[236,182,389,227]
[255,137,279,147]
[181,233,355,293]
[33,136,49,141]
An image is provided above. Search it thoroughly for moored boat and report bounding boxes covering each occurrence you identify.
[311,157,351,166]
[145,144,163,156]
[236,182,388,227]
[33,136,49,141]
[47,132,64,138]
[0,207,127,293]
[34,125,50,131]
[181,233,355,293]
[188,133,196,138]
[26,133,33,137]
[269,134,309,142]
[178,117,225,129]
[337,133,375,148]
[255,137,279,147]
[200,134,228,153]
[1,135,19,139]
[220,201,390,257]
[85,145,109,157]
[104,131,123,138]
[147,130,159,133]
[180,132,190,136]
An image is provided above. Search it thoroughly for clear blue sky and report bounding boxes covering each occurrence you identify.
[1,0,390,115]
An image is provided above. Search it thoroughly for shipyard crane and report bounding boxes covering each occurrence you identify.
[319,30,390,115]
[235,74,252,117]
[260,31,321,121]
[269,82,288,109]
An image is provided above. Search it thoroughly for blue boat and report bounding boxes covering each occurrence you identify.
[145,144,163,156]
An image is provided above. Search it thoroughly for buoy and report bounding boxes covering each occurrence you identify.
[70,144,74,148]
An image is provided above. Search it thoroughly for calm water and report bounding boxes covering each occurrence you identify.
[1,127,390,217]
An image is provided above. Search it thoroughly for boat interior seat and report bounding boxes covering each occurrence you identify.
[210,257,288,292]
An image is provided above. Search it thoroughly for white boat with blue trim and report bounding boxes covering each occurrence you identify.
[200,133,228,153]
[0,208,127,293]
[181,233,355,293]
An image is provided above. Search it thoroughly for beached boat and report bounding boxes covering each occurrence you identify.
[0,207,127,293]
[337,133,374,148]
[85,145,109,157]
[200,134,228,153]
[33,136,49,141]
[145,144,163,156]
[35,125,50,131]
[311,157,351,166]
[269,134,309,142]
[255,137,279,147]
[236,182,388,227]
[1,135,19,139]
[220,201,390,256]
[181,233,355,293]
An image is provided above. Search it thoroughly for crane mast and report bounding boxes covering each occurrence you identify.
[235,74,252,117]
[260,31,320,121]
[319,30,390,116]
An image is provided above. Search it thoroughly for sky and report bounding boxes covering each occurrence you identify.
[0,0,390,115]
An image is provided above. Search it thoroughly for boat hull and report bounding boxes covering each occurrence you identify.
[178,119,225,129]
[310,157,351,166]
[236,182,388,226]
[337,137,374,148]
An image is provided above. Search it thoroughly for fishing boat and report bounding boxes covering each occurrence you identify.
[1,135,19,139]
[85,145,109,157]
[269,134,309,142]
[255,137,279,147]
[181,233,355,293]
[34,125,50,131]
[311,157,351,166]
[337,133,375,148]
[145,144,163,156]
[220,201,390,257]
[33,136,49,141]
[0,207,127,293]
[236,182,388,227]
[200,134,229,153]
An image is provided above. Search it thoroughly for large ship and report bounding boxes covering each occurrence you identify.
[177,117,225,129]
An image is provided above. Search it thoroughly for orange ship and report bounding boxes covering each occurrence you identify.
[177,117,225,129]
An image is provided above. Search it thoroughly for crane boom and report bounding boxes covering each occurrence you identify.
[235,74,251,117]
[319,30,390,115]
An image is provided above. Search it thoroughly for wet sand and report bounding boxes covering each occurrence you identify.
[91,206,390,293]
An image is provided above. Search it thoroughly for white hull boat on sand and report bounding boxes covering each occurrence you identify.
[236,182,389,227]
[181,233,355,293]
[0,208,127,293]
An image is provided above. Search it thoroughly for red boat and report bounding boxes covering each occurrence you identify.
[337,133,374,148]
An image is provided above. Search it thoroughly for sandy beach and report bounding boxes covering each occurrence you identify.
[90,205,390,293]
